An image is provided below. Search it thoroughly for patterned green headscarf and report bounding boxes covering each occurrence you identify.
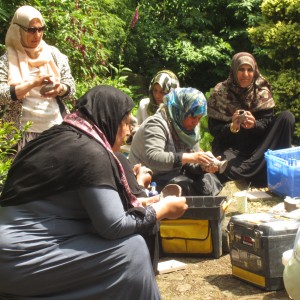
[164,87,207,148]
[147,70,180,116]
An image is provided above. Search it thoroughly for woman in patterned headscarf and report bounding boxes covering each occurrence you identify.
[136,69,180,124]
[207,52,295,187]
[129,87,223,196]
[0,5,75,151]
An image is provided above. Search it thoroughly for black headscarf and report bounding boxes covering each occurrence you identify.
[76,85,134,146]
[0,85,135,207]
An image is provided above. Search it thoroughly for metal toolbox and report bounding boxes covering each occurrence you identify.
[227,213,300,290]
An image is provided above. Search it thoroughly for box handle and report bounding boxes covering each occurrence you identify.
[254,229,262,251]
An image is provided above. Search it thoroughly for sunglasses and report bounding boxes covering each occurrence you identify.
[14,23,46,34]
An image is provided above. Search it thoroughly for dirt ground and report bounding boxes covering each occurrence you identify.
[156,181,292,300]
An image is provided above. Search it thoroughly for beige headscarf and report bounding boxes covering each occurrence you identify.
[5,5,60,86]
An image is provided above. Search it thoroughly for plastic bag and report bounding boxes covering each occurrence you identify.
[283,226,300,299]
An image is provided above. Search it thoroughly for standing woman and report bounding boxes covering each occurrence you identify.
[0,85,187,299]
[136,69,179,124]
[207,52,295,187]
[0,5,75,150]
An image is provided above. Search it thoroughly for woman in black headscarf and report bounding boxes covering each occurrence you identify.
[0,85,187,300]
[207,52,295,187]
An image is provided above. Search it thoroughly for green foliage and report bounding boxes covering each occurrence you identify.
[268,70,300,141]
[0,0,27,54]
[248,0,300,69]
[75,59,139,106]
[248,0,300,143]
[200,116,213,151]
[123,0,262,92]
[248,22,300,69]
[0,121,31,188]
[35,0,133,84]
[261,0,300,22]
[199,90,213,151]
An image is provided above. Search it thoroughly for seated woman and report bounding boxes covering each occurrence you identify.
[207,52,295,187]
[129,87,223,196]
[115,151,161,272]
[136,69,179,125]
[0,85,188,299]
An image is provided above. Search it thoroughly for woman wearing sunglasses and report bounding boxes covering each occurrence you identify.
[0,5,75,151]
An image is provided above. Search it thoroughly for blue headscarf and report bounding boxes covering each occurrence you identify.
[164,87,207,148]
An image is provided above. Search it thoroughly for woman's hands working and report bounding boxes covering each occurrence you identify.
[231,110,256,132]
[182,151,220,173]
[133,164,152,188]
[151,196,188,221]
[14,73,66,99]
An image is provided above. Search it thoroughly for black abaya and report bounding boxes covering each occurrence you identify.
[208,110,295,187]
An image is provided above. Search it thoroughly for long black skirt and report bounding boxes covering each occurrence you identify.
[217,111,295,187]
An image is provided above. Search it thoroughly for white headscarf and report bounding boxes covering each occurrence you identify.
[5,5,60,86]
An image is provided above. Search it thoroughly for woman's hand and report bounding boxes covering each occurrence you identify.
[231,110,242,131]
[41,83,66,98]
[15,74,53,99]
[152,196,188,220]
[241,111,256,129]
[139,195,160,207]
[182,151,213,166]
[133,164,152,188]
[32,74,53,88]
[202,156,221,173]
[232,110,256,130]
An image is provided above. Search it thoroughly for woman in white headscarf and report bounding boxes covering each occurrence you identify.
[0,5,75,150]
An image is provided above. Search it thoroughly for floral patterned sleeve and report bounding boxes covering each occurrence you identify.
[0,48,76,105]
[49,46,76,102]
[0,53,11,105]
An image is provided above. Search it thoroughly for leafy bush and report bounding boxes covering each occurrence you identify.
[123,0,262,92]
[268,70,300,142]
[0,121,31,189]
[200,116,213,151]
[75,60,140,105]
[248,0,300,143]
[34,0,135,89]
[261,0,300,22]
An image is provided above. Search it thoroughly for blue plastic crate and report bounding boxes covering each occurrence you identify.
[265,147,300,197]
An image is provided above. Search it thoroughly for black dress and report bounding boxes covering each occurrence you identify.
[208,109,295,187]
